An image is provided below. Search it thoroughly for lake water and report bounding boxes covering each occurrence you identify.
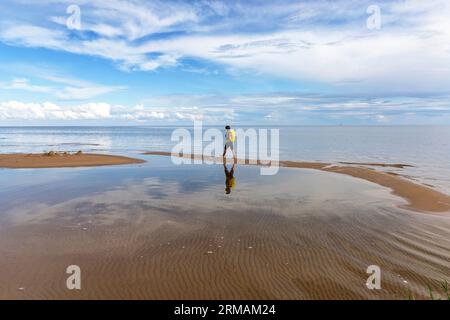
[0,126,449,192]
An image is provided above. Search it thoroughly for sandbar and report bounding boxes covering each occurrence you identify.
[0,152,145,169]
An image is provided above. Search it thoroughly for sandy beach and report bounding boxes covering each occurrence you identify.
[0,154,448,300]
[0,152,145,168]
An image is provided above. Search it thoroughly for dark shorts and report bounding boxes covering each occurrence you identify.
[225,141,234,150]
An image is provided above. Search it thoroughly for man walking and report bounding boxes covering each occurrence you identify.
[223,125,237,161]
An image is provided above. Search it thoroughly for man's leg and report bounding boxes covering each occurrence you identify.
[231,145,237,161]
[223,145,227,157]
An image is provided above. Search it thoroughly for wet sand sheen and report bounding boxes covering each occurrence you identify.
[0,165,448,300]
[0,156,448,300]
[143,151,450,213]
[0,153,145,168]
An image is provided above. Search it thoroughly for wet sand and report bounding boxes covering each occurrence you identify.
[0,153,145,168]
[338,162,414,168]
[143,152,450,213]
[0,158,448,300]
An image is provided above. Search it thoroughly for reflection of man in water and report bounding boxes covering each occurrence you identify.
[224,163,236,194]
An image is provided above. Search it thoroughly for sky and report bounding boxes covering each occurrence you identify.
[0,0,450,125]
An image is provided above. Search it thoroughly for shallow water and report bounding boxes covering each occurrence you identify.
[0,155,448,299]
[1,126,449,193]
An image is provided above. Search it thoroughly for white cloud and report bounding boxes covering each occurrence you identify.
[0,99,226,122]
[0,78,53,94]
[54,86,124,100]
[1,0,450,93]
[0,101,111,120]
[0,76,125,100]
[136,28,450,92]
[0,24,65,48]
[1,93,448,124]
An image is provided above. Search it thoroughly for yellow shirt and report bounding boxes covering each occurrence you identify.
[226,129,236,142]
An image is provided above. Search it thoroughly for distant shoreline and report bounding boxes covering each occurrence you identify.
[1,125,450,128]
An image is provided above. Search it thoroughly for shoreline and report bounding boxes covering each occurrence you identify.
[0,152,145,168]
[143,151,450,213]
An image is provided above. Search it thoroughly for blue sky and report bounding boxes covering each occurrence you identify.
[0,0,449,125]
